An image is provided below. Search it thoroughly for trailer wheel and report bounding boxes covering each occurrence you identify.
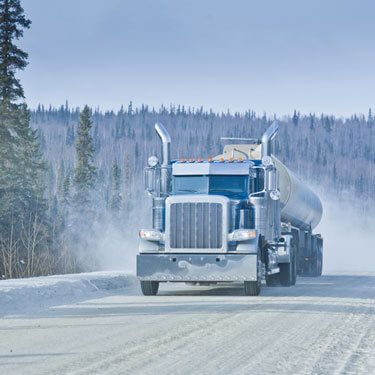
[244,243,262,296]
[317,249,323,276]
[311,240,323,277]
[279,264,292,286]
[279,243,297,287]
[265,273,279,286]
[291,244,297,285]
[140,281,159,296]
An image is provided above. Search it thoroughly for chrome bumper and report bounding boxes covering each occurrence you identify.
[137,253,257,282]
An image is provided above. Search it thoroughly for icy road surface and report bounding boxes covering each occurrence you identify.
[1,275,374,375]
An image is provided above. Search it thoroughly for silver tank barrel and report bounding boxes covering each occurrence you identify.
[272,157,322,230]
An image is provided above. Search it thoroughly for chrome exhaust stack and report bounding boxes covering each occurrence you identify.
[155,123,171,196]
[146,123,171,232]
[252,121,281,241]
[261,121,279,158]
[155,123,171,167]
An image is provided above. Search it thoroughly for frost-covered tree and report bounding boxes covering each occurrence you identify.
[0,0,30,102]
[109,159,122,213]
[0,0,48,278]
[70,105,97,270]
[73,105,96,209]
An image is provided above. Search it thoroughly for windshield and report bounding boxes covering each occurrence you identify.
[173,175,249,199]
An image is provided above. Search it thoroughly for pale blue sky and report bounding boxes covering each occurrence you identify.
[20,0,375,116]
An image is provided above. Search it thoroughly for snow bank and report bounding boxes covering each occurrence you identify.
[0,271,137,316]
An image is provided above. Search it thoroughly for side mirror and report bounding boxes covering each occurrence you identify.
[145,166,160,196]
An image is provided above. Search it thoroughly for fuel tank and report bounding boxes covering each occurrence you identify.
[272,157,322,230]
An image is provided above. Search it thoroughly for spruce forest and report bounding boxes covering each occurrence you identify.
[1,0,374,278]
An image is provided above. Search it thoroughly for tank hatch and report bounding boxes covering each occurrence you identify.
[214,144,262,161]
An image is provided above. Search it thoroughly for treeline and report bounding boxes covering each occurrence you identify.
[24,103,375,278]
[31,104,375,204]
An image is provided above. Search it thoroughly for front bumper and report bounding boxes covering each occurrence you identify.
[137,253,257,282]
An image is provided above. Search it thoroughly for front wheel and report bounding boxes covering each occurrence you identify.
[244,243,262,296]
[244,280,260,296]
[140,280,159,296]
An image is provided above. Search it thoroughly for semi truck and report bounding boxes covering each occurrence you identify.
[137,122,323,296]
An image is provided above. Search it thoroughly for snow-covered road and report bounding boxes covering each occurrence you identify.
[1,274,374,375]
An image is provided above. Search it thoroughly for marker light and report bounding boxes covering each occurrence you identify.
[270,190,280,201]
[262,155,273,167]
[148,156,159,167]
[139,229,164,242]
[228,229,257,242]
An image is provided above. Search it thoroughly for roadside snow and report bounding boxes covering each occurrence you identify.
[1,275,373,375]
[0,271,136,316]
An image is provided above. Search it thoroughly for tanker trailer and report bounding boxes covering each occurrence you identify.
[137,121,323,296]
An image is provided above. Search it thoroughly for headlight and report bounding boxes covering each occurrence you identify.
[228,229,257,242]
[139,229,164,242]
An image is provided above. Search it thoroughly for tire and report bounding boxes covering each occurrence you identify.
[244,242,262,296]
[311,242,323,277]
[317,249,323,276]
[279,243,297,287]
[265,273,279,287]
[291,245,297,285]
[279,262,293,286]
[244,281,260,296]
[140,281,159,296]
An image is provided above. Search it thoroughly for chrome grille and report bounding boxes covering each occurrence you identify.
[170,202,223,249]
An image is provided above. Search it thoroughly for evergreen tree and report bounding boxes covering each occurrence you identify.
[56,160,65,199]
[292,110,299,126]
[109,159,122,213]
[0,0,31,103]
[73,105,96,208]
[65,125,75,146]
[67,106,98,271]
[62,174,71,204]
[0,0,47,278]
[367,108,373,125]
